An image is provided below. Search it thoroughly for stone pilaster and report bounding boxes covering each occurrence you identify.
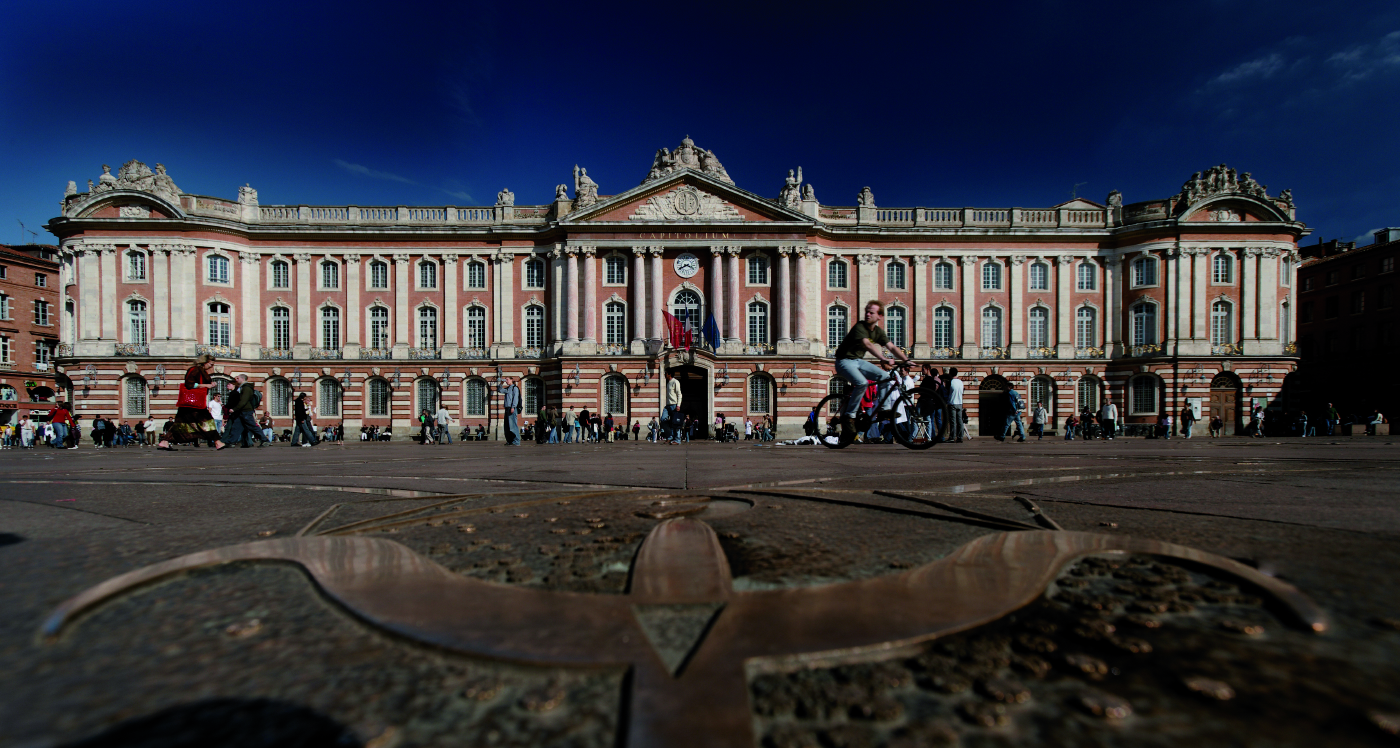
[549,245,565,350]
[564,248,580,342]
[1008,255,1026,358]
[100,246,118,342]
[392,253,410,359]
[723,247,742,353]
[441,254,458,359]
[294,253,314,357]
[582,246,598,350]
[630,247,648,354]
[1105,256,1123,358]
[239,251,261,359]
[151,246,170,346]
[912,255,931,358]
[775,247,792,345]
[856,253,878,310]
[1241,247,1258,353]
[1055,255,1074,358]
[959,256,977,359]
[492,250,515,358]
[648,247,664,346]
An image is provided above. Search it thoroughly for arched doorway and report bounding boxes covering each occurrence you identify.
[668,364,710,437]
[1209,372,1241,436]
[978,375,1010,437]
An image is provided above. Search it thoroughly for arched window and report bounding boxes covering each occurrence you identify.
[747,301,768,344]
[271,259,290,289]
[1280,301,1291,345]
[368,378,391,417]
[208,303,231,346]
[418,307,438,349]
[417,379,439,415]
[523,305,544,347]
[982,262,1002,290]
[128,300,148,345]
[1030,376,1053,411]
[886,306,906,348]
[828,259,848,289]
[523,378,544,413]
[981,306,1002,348]
[1077,377,1100,413]
[748,375,773,415]
[1130,375,1158,414]
[318,379,341,417]
[827,378,846,415]
[827,305,848,346]
[1213,253,1233,284]
[268,306,290,349]
[672,290,703,337]
[269,378,292,417]
[369,260,389,289]
[125,376,147,417]
[207,255,229,284]
[463,378,487,417]
[747,255,769,285]
[603,375,627,414]
[1077,261,1096,291]
[1132,256,1158,287]
[1211,301,1233,345]
[933,262,953,290]
[886,261,906,290]
[605,256,626,284]
[369,307,389,349]
[466,261,486,289]
[933,307,954,348]
[465,307,486,349]
[320,307,340,349]
[1028,307,1049,348]
[127,251,146,281]
[605,301,626,344]
[1131,302,1157,346]
[524,258,545,289]
[419,261,437,289]
[1075,307,1096,348]
[321,260,339,289]
[1029,262,1049,291]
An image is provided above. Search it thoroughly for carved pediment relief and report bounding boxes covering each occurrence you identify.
[629,185,743,222]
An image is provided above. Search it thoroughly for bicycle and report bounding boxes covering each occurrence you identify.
[813,362,939,450]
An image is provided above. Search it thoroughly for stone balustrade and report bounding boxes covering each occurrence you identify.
[238,205,518,226]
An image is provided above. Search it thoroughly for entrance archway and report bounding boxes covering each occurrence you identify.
[978,375,1010,437]
[669,364,711,438]
[1209,373,1241,436]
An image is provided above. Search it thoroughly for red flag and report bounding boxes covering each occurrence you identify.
[662,310,682,349]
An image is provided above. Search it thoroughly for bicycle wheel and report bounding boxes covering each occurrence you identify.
[814,393,855,449]
[890,391,940,450]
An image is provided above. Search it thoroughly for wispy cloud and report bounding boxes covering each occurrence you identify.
[441,188,476,203]
[1327,30,1400,82]
[1354,226,1387,245]
[333,159,417,184]
[1209,53,1285,85]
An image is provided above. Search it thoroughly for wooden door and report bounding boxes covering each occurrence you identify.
[1209,388,1237,435]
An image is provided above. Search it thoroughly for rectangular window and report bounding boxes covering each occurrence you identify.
[35,273,47,288]
[747,302,768,344]
[885,262,906,290]
[1382,257,1395,274]
[982,263,1001,290]
[1302,277,1314,292]
[827,306,848,347]
[1077,262,1096,291]
[322,262,339,289]
[0,266,6,279]
[465,308,486,349]
[524,259,545,289]
[828,260,847,289]
[466,262,486,289]
[370,262,388,289]
[321,309,340,349]
[1132,258,1157,287]
[35,340,53,365]
[128,252,147,280]
[0,294,10,320]
[369,380,390,416]
[35,300,50,326]
[933,308,953,348]
[934,262,953,290]
[272,261,290,289]
[273,308,291,349]
[1351,292,1365,315]
[319,380,341,417]
[748,256,769,285]
[126,377,147,417]
[1379,285,1393,309]
[0,336,10,363]
[419,262,437,289]
[886,307,906,348]
[464,380,486,417]
[605,256,626,284]
[207,256,229,284]
[1300,301,1313,324]
[1326,270,1339,286]
[1131,379,1156,414]
[748,376,771,415]
[270,379,291,417]
[1324,296,1338,319]
[1075,309,1096,348]
[370,308,390,349]
[1212,254,1233,284]
[1352,264,1367,280]
[1028,263,1048,291]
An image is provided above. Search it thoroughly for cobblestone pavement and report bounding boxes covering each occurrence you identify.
[2,437,1398,747]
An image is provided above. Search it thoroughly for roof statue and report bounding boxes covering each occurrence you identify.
[1174,164,1294,216]
[778,167,803,209]
[1106,190,1122,208]
[643,136,734,185]
[85,159,182,203]
[495,187,515,207]
[857,186,876,208]
[573,165,599,209]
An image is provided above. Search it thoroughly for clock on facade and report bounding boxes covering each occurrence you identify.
[673,253,700,278]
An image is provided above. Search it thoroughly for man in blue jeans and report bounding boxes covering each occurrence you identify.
[832,301,911,442]
[997,387,1027,442]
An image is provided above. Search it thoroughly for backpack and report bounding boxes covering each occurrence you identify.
[249,388,263,410]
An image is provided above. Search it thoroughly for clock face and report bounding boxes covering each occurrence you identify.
[674,253,700,278]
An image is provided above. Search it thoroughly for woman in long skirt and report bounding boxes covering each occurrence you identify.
[158,354,227,451]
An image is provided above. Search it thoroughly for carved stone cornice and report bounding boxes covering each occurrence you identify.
[1243,247,1262,258]
[1261,247,1282,258]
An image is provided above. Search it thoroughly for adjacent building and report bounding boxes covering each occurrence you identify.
[1296,228,1399,423]
[44,144,1306,438]
[0,244,62,425]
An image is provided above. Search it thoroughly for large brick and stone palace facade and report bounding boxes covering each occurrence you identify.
[45,141,1307,437]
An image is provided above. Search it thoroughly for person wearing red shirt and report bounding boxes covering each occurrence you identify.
[47,402,76,449]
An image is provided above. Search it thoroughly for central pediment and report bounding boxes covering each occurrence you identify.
[563,171,810,225]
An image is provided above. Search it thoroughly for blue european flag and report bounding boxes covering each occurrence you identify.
[702,313,721,350]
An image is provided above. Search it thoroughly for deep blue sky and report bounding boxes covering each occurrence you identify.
[3,0,1397,247]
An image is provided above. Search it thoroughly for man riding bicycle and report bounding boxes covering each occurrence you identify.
[834,300,912,441]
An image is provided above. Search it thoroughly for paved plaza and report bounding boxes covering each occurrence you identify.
[3,437,1400,747]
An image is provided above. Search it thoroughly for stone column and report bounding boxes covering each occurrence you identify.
[725,247,741,349]
[1241,247,1259,353]
[239,251,261,359]
[345,254,362,357]
[648,247,664,343]
[564,248,579,342]
[1168,246,1186,355]
[295,253,313,352]
[442,254,458,357]
[856,253,878,307]
[1008,255,1025,357]
[959,257,977,358]
[100,247,118,342]
[631,247,648,354]
[1258,248,1279,344]
[775,247,792,345]
[708,247,726,340]
[794,248,813,346]
[176,247,197,344]
[1055,255,1073,357]
[549,245,565,346]
[494,251,515,355]
[1106,256,1122,356]
[912,255,930,358]
[152,246,170,343]
[78,247,101,342]
[392,253,410,358]
[582,247,598,347]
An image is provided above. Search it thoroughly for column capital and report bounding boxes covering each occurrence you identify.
[564,245,580,257]
[801,247,823,261]
[856,253,879,266]
[239,251,260,264]
[1010,254,1027,266]
[1261,247,1281,258]
[442,253,459,266]
[343,253,361,262]
[1243,247,1262,258]
[647,246,664,257]
[549,242,564,259]
[631,245,648,256]
[724,245,741,257]
[492,250,514,265]
[294,252,314,263]
[776,245,793,257]
[1056,255,1074,266]
[911,255,930,266]
[174,244,197,257]
[957,255,972,266]
[580,245,596,257]
[392,253,411,265]
[709,245,727,256]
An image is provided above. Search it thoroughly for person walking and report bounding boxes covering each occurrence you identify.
[501,377,521,445]
[1030,402,1048,440]
[997,388,1027,442]
[1325,403,1339,436]
[20,415,35,448]
[222,375,268,448]
[1181,404,1196,438]
[1162,412,1173,440]
[158,355,227,451]
[47,402,76,449]
[436,402,455,444]
[946,367,968,443]
[1064,412,1078,440]
[1098,398,1118,440]
[292,394,320,447]
[208,393,224,438]
[665,372,683,444]
[536,404,552,444]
